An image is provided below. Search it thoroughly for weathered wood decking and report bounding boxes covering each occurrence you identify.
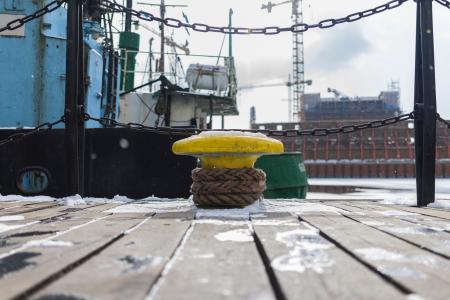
[1,200,450,300]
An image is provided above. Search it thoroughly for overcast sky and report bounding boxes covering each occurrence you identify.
[132,0,450,129]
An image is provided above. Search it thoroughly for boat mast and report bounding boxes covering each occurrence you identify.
[159,0,166,73]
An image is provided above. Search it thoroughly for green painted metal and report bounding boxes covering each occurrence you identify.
[119,31,140,91]
[255,152,308,199]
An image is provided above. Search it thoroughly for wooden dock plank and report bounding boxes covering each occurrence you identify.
[341,201,450,221]
[334,202,450,229]
[298,212,450,299]
[0,202,58,217]
[0,213,148,299]
[32,217,191,300]
[324,202,450,259]
[251,215,405,300]
[150,222,276,300]
[0,204,118,255]
[0,202,34,210]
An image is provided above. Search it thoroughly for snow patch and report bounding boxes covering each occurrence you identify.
[264,201,345,215]
[428,200,450,209]
[106,204,155,214]
[106,200,194,214]
[359,220,388,226]
[0,194,54,202]
[193,219,248,226]
[252,219,299,226]
[0,223,25,234]
[354,248,406,261]
[0,215,25,221]
[60,194,86,206]
[382,226,442,235]
[214,228,254,242]
[25,240,74,248]
[271,227,334,273]
[0,221,38,234]
[406,294,429,300]
[198,130,267,138]
[376,210,419,216]
[196,200,265,220]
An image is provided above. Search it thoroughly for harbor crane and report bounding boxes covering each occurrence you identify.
[261,0,305,122]
[238,76,312,119]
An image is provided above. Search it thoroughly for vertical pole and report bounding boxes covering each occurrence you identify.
[221,114,225,129]
[77,1,85,195]
[65,0,84,195]
[418,0,437,206]
[159,0,165,73]
[228,9,233,58]
[209,95,213,129]
[413,0,424,206]
[125,0,132,32]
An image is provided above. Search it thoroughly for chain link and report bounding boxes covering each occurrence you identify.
[85,111,415,137]
[436,113,450,128]
[435,0,450,9]
[102,0,409,35]
[0,0,66,33]
[0,116,66,147]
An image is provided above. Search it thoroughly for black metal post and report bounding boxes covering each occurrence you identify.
[125,0,132,32]
[208,95,213,129]
[65,0,84,195]
[414,0,424,206]
[415,0,437,206]
[77,2,85,196]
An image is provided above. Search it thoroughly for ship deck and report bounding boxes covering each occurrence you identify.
[1,199,450,299]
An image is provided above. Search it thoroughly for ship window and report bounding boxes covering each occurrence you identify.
[295,124,300,130]
[16,167,50,194]
[277,125,283,130]
[259,125,265,130]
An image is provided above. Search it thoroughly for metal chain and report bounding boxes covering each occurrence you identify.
[435,0,450,9]
[0,116,66,147]
[102,0,409,35]
[85,111,415,137]
[436,113,450,128]
[0,0,66,33]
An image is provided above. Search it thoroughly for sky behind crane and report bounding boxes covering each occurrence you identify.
[134,0,450,129]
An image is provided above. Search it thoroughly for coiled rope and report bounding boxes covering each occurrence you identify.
[191,168,266,207]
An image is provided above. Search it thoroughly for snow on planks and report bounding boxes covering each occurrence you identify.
[0,204,118,255]
[0,201,450,299]
[324,202,450,258]
[251,214,404,300]
[149,221,276,300]
[0,213,148,299]
[32,216,193,300]
[298,209,450,300]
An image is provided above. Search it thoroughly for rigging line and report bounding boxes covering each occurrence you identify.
[142,99,158,123]
[216,34,227,65]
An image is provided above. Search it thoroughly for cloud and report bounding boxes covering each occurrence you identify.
[307,26,372,72]
[235,58,292,86]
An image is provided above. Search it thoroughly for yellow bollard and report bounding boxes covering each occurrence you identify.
[172,131,283,207]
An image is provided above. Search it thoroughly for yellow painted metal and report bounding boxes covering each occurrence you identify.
[172,134,284,169]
